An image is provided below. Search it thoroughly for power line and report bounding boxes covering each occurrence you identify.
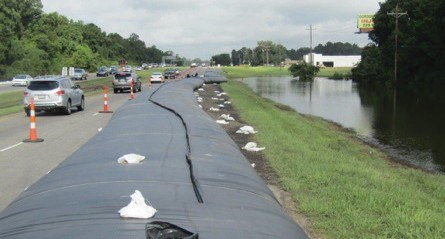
[387,3,408,85]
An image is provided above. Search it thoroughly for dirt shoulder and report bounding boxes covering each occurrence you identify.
[195,82,318,238]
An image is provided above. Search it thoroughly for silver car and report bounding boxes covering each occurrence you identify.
[12,74,33,86]
[112,72,141,93]
[23,76,85,116]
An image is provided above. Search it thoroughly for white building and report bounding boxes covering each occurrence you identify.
[303,53,361,67]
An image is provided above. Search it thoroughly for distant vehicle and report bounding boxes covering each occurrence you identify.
[123,65,132,72]
[112,72,141,93]
[164,68,176,79]
[96,66,109,77]
[190,63,197,68]
[150,72,164,83]
[12,74,33,86]
[23,75,84,116]
[71,68,87,80]
[135,66,142,71]
[174,68,180,77]
[109,65,118,75]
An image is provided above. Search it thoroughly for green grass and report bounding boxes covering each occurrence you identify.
[0,91,24,116]
[318,67,352,77]
[220,68,445,238]
[222,66,290,79]
[222,66,352,79]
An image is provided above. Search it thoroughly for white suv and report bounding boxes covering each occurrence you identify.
[23,76,85,116]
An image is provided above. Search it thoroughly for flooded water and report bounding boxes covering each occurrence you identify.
[242,76,445,172]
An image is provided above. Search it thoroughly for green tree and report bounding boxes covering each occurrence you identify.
[70,45,97,70]
[0,0,42,76]
[314,42,362,55]
[212,53,231,66]
[288,62,320,81]
[354,0,445,94]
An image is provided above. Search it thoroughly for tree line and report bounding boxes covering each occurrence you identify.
[0,0,169,79]
[211,41,362,66]
[352,0,445,96]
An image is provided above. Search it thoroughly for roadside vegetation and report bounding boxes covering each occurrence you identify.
[220,66,445,239]
[352,0,444,97]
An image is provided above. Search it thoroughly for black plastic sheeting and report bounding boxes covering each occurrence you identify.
[0,76,308,238]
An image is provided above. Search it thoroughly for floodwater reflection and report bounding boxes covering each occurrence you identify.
[242,76,444,172]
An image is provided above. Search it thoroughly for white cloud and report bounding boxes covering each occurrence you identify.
[41,0,380,60]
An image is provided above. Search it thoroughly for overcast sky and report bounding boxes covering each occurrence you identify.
[41,0,381,60]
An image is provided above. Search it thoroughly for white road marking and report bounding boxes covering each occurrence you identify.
[0,142,23,152]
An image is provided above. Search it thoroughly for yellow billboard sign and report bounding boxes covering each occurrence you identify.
[357,14,374,29]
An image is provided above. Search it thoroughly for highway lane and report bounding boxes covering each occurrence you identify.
[0,86,154,211]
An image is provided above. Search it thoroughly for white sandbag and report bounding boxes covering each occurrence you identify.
[198,88,204,91]
[209,107,220,112]
[224,101,231,104]
[220,114,234,121]
[242,142,265,152]
[216,119,229,125]
[218,104,225,108]
[118,190,157,219]
[236,126,257,134]
[118,153,145,164]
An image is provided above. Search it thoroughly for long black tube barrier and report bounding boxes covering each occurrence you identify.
[0,74,309,239]
[148,82,204,203]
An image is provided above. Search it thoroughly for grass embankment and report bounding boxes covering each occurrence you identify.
[221,66,445,239]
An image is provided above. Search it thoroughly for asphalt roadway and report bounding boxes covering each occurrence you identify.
[0,85,157,211]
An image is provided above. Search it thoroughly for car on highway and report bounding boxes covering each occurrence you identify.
[71,68,87,80]
[123,65,132,72]
[112,72,141,93]
[23,75,84,116]
[12,74,33,86]
[164,68,176,79]
[150,72,164,83]
[109,65,118,75]
[96,66,109,77]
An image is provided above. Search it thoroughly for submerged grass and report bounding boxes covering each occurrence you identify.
[221,67,445,239]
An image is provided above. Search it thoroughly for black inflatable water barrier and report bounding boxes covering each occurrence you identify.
[146,221,199,239]
[0,75,309,238]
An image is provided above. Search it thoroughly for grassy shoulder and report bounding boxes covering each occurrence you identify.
[220,67,445,238]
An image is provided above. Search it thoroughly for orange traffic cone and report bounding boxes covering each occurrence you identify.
[23,98,44,143]
[130,81,135,100]
[99,86,113,113]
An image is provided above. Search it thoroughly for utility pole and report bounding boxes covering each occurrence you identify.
[260,43,270,66]
[306,25,316,66]
[387,3,407,86]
